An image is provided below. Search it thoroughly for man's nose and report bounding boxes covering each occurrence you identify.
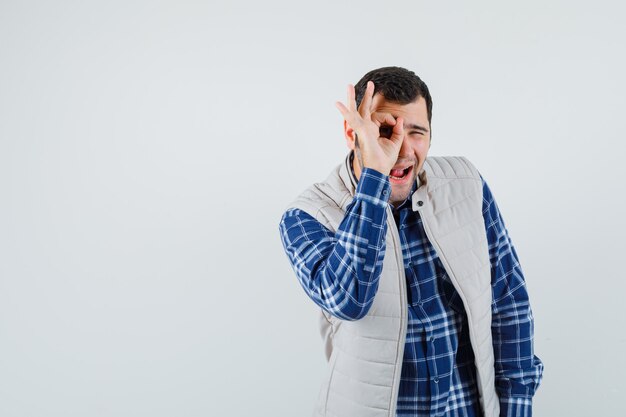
[399,134,412,156]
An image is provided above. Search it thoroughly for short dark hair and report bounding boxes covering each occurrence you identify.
[354,66,433,125]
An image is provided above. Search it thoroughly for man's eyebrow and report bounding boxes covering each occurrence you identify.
[405,123,429,133]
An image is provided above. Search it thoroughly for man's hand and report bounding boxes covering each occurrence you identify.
[335,81,404,175]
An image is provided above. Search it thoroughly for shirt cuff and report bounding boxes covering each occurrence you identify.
[499,397,533,417]
[354,168,391,207]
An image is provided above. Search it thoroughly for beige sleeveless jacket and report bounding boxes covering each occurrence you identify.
[287,154,499,417]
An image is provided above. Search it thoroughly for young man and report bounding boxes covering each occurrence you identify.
[278,67,543,417]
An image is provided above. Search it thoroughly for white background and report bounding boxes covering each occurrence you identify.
[1,1,625,416]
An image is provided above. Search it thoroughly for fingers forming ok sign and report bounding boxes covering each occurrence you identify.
[335,81,405,175]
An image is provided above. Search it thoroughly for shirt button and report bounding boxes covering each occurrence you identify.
[383,189,389,195]
[430,337,436,343]
[433,377,439,384]
[417,200,424,207]
[407,261,412,267]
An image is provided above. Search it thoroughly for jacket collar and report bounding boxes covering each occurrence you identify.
[339,151,358,195]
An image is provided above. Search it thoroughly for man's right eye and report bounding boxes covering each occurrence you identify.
[379,126,392,138]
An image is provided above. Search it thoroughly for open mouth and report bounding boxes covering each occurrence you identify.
[389,165,413,181]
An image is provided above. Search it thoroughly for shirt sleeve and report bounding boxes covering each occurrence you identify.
[481,177,544,417]
[278,168,391,321]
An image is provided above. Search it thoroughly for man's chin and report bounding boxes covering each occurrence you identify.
[390,187,412,206]
[390,173,418,205]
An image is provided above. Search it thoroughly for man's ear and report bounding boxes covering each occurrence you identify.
[344,120,356,150]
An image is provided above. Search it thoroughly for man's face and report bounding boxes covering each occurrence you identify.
[344,94,431,207]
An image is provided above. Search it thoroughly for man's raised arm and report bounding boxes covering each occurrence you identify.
[279,168,391,320]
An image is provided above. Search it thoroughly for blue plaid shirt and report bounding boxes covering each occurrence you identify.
[279,165,543,417]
